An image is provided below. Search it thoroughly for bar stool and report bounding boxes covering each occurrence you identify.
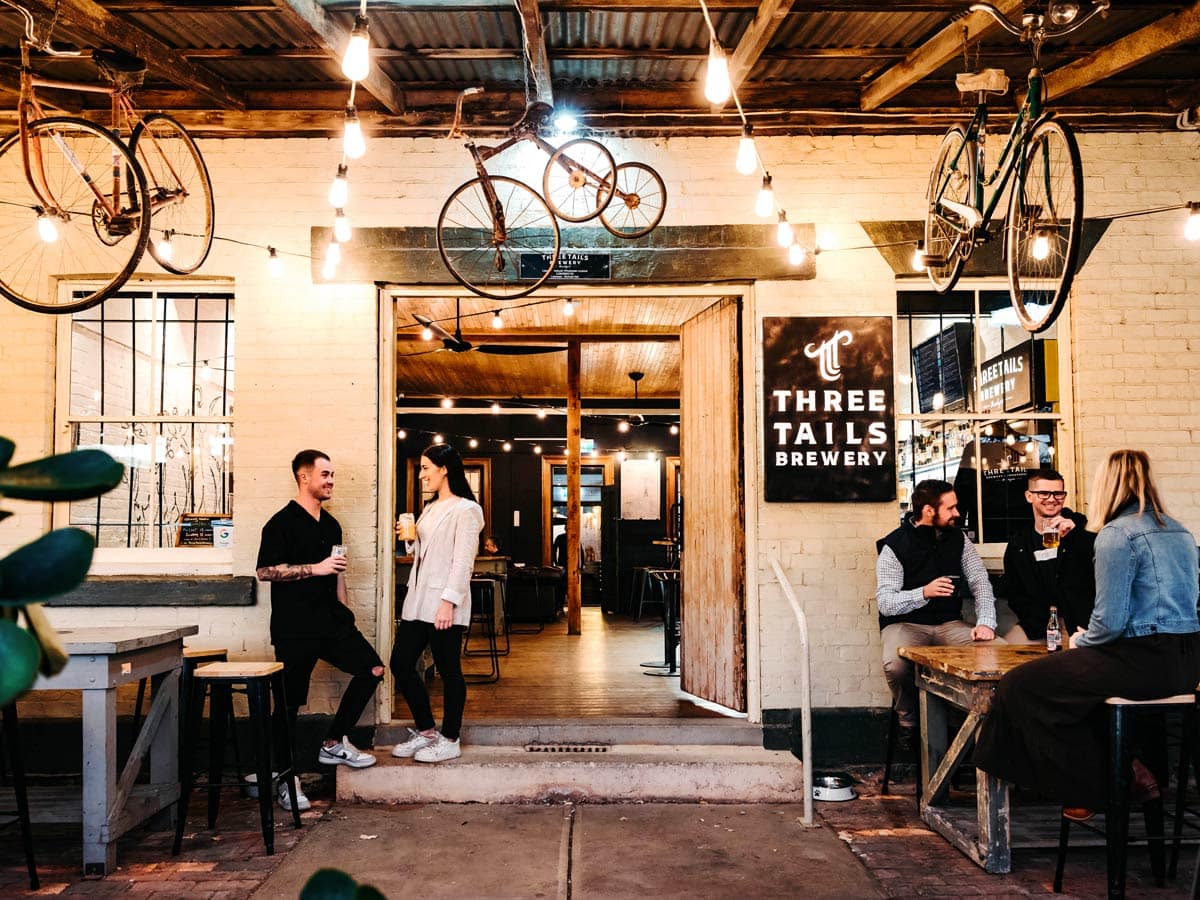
[469,575,510,656]
[634,566,668,622]
[463,580,501,684]
[507,568,545,635]
[173,662,301,856]
[1054,692,1197,897]
[0,703,37,890]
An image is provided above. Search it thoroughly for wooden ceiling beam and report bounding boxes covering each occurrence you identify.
[317,0,1190,10]
[728,0,796,90]
[398,332,681,342]
[267,0,406,114]
[1045,1,1200,102]
[513,0,554,106]
[860,0,1024,111]
[18,0,243,109]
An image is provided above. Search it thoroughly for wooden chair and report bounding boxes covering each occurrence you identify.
[173,661,301,856]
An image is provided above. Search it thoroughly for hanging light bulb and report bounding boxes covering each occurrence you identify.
[502,441,512,452]
[267,246,284,278]
[669,424,679,436]
[1030,230,1051,261]
[468,437,479,449]
[397,429,407,440]
[156,230,174,263]
[618,449,627,461]
[776,211,792,248]
[755,174,774,218]
[704,40,731,104]
[343,105,366,159]
[563,298,575,317]
[421,326,434,341]
[322,240,340,278]
[329,164,349,208]
[341,14,371,82]
[491,310,503,329]
[553,111,578,133]
[735,124,757,175]
[537,407,547,419]
[491,401,501,414]
[932,391,945,410]
[617,420,630,433]
[1185,202,1200,241]
[440,397,454,409]
[788,241,807,267]
[334,208,352,243]
[912,241,927,272]
[36,209,58,243]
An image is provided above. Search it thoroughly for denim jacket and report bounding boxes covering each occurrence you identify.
[1076,504,1200,647]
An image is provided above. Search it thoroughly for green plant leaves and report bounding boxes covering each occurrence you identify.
[0,437,14,469]
[0,449,124,501]
[300,869,385,900]
[0,619,41,706]
[0,528,95,604]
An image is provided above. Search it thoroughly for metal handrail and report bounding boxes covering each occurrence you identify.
[768,555,814,826]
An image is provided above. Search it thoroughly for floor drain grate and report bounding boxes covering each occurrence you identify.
[524,742,610,753]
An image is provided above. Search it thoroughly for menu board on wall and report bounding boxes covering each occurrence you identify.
[763,316,896,502]
[912,322,973,413]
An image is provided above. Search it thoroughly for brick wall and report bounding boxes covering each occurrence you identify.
[2,130,1197,720]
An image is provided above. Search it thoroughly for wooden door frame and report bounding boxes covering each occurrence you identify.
[540,454,616,565]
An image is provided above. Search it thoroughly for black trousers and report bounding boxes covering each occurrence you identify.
[390,620,466,741]
[274,627,384,752]
[974,632,1200,808]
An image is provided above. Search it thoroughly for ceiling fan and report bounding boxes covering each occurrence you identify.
[400,299,568,357]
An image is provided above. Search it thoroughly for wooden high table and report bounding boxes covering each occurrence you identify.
[28,625,198,875]
[898,643,1048,874]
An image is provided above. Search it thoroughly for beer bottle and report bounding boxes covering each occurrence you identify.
[1046,606,1062,652]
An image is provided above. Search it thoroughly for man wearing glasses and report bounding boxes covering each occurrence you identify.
[1001,468,1096,640]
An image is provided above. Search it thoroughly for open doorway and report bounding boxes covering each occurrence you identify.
[384,287,747,721]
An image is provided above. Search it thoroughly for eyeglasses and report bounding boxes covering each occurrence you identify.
[1030,490,1068,500]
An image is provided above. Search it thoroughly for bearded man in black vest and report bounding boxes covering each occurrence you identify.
[876,479,1002,746]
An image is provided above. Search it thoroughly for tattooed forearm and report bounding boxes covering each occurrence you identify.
[256,564,313,581]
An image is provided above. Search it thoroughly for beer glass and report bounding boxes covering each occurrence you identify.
[397,512,417,542]
[1042,528,1061,550]
[332,544,347,558]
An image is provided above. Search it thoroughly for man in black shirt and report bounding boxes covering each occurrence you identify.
[1000,468,1096,639]
[257,449,383,809]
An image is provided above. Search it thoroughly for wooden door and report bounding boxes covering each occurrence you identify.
[679,297,746,711]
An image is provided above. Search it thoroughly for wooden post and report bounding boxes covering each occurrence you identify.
[566,340,582,635]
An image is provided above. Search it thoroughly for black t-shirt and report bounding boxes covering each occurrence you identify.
[256,500,354,641]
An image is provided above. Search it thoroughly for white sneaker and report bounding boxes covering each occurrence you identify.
[277,777,311,812]
[414,734,462,763]
[391,728,438,758]
[318,736,377,768]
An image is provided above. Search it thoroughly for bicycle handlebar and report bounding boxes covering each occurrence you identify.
[448,86,485,139]
[968,1,1109,43]
[1,0,82,55]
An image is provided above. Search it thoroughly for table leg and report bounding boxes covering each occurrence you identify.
[81,687,118,876]
[918,687,949,805]
[977,770,1011,873]
[148,668,180,830]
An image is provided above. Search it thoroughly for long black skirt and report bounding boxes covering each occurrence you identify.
[973,632,1200,809]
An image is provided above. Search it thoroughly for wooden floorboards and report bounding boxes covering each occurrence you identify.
[395,607,731,720]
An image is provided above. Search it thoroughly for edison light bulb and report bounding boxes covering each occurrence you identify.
[341,15,370,82]
[563,298,575,317]
[157,231,174,263]
[334,208,352,243]
[343,106,366,159]
[617,420,630,433]
[533,445,543,455]
[1186,205,1200,241]
[468,438,478,449]
[1031,232,1050,261]
[736,125,757,175]
[553,111,578,133]
[441,397,454,408]
[788,242,806,266]
[912,242,927,272]
[421,326,434,341]
[776,211,792,248]
[755,175,774,218]
[433,434,443,444]
[491,310,503,329]
[537,408,548,419]
[704,41,731,104]
[502,441,512,452]
[669,424,679,436]
[36,211,58,243]
[329,164,349,208]
[325,240,341,266]
[491,402,501,414]
[267,247,284,278]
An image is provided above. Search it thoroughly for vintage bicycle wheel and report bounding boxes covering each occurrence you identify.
[597,162,666,238]
[129,113,214,275]
[437,175,560,300]
[924,126,975,294]
[1006,117,1083,334]
[542,138,615,223]
[0,116,150,314]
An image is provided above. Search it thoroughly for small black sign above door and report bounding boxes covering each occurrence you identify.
[520,252,612,281]
[763,316,896,502]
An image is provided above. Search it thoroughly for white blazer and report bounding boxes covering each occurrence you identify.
[402,496,485,627]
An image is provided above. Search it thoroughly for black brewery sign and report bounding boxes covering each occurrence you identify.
[763,316,896,502]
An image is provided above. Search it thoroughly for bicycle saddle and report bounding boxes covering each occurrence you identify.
[93,47,146,88]
[511,101,553,133]
[955,68,1009,94]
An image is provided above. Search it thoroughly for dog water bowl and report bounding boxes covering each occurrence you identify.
[812,772,857,802]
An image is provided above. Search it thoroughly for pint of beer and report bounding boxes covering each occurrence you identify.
[1042,528,1061,550]
[397,512,417,542]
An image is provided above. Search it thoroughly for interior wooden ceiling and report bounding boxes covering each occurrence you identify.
[2,1,1200,137]
[394,294,720,397]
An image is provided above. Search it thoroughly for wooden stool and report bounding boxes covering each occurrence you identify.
[0,703,37,890]
[173,662,301,856]
[1054,693,1197,897]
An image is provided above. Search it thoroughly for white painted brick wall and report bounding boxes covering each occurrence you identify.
[2,130,1197,719]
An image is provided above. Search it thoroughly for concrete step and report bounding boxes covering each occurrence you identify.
[338,744,803,804]
[376,717,762,747]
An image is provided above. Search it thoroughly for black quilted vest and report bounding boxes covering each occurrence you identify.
[876,519,965,629]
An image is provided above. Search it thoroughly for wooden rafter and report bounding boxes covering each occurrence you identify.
[860,0,1023,111]
[513,0,554,106]
[268,0,406,114]
[1045,1,1200,102]
[19,0,243,109]
[729,0,796,89]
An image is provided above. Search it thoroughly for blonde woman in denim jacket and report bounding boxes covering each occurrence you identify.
[975,450,1200,814]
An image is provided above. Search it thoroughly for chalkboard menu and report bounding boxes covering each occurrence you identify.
[913,322,974,414]
[176,513,223,547]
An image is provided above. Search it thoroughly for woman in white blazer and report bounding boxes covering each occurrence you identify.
[389,443,484,763]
